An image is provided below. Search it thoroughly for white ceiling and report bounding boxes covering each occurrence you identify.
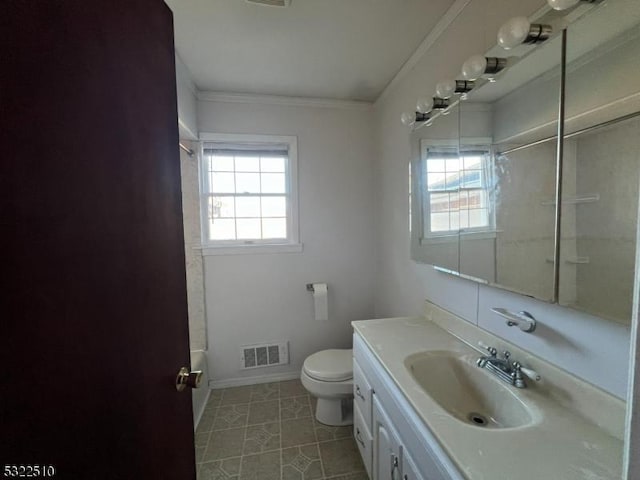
[165,0,456,101]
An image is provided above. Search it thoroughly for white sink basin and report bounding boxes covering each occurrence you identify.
[404,351,536,429]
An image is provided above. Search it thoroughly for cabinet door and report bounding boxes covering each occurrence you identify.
[373,395,403,480]
[403,448,426,480]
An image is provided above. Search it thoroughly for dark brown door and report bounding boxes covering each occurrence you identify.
[1,1,195,478]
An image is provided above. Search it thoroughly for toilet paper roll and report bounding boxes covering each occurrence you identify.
[313,283,328,321]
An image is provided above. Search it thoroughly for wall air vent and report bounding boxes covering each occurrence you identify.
[240,341,289,369]
[246,0,291,7]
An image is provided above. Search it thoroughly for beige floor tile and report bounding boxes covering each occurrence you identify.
[279,379,308,398]
[324,472,369,480]
[250,383,280,402]
[314,418,352,442]
[207,389,224,408]
[221,386,253,405]
[319,438,365,477]
[204,428,245,462]
[198,457,241,480]
[282,443,323,480]
[243,422,281,455]
[196,445,206,465]
[281,416,317,448]
[195,431,211,448]
[280,396,312,420]
[213,404,249,430]
[198,408,217,434]
[248,400,280,425]
[240,451,281,480]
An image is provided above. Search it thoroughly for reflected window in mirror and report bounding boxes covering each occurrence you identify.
[420,141,494,240]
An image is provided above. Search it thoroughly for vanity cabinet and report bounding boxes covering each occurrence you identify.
[353,333,463,480]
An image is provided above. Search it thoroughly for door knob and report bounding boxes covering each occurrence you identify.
[175,367,203,392]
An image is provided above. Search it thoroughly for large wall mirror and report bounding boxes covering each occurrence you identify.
[410,0,640,323]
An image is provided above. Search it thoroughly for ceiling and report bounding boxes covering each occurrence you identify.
[165,0,456,102]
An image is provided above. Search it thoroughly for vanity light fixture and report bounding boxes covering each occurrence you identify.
[416,97,433,114]
[432,97,449,109]
[497,16,552,50]
[461,55,507,81]
[400,111,430,126]
[435,79,475,99]
[547,0,601,10]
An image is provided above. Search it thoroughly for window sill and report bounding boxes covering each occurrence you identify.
[420,230,498,245]
[200,242,304,256]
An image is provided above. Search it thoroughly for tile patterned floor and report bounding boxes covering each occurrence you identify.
[196,380,368,480]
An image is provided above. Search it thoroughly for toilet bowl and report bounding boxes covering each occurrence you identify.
[300,348,353,426]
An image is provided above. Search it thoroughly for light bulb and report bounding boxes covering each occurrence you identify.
[400,111,415,126]
[416,97,433,114]
[461,55,487,81]
[497,16,531,49]
[435,79,456,99]
[547,0,581,10]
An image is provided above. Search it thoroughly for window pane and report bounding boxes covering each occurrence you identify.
[261,173,286,194]
[427,172,446,191]
[210,196,234,218]
[450,210,460,231]
[209,218,236,240]
[429,192,450,213]
[469,209,489,228]
[462,170,482,188]
[459,208,469,229]
[235,197,261,217]
[458,190,469,209]
[262,218,287,239]
[467,189,485,208]
[463,155,483,170]
[445,172,460,190]
[236,218,261,239]
[210,172,235,193]
[445,157,460,172]
[210,155,234,171]
[427,158,445,172]
[261,196,286,217]
[235,155,260,172]
[261,156,286,173]
[430,212,450,232]
[235,173,261,193]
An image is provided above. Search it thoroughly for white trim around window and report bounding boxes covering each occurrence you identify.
[198,133,302,255]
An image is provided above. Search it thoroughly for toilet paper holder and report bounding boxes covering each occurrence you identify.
[306,283,315,292]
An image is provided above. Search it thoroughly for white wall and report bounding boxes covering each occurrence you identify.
[198,97,376,386]
[176,54,198,140]
[372,0,631,398]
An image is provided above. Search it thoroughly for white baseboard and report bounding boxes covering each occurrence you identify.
[209,370,301,389]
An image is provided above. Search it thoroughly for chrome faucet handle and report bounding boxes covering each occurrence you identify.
[512,362,541,384]
[503,351,511,361]
[478,341,497,357]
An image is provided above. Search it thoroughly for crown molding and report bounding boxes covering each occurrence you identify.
[197,91,373,110]
[376,0,473,105]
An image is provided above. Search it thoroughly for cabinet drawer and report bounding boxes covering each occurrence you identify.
[353,359,373,429]
[354,403,373,478]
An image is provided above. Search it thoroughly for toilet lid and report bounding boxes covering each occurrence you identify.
[303,349,353,382]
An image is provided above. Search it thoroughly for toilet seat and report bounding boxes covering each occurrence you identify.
[303,349,352,382]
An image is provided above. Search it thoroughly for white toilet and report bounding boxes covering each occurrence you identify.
[301,348,354,426]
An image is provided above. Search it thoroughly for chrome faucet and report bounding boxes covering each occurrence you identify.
[476,343,540,389]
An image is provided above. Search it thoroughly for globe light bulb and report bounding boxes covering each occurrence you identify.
[547,0,581,10]
[400,111,415,126]
[497,16,532,50]
[461,55,487,81]
[435,79,457,99]
[416,97,434,114]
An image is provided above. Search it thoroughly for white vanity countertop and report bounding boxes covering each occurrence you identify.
[352,316,624,480]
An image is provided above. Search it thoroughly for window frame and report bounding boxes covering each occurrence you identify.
[419,138,496,243]
[198,133,301,255]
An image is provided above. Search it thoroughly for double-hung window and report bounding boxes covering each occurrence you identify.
[199,133,300,254]
[421,141,493,239]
